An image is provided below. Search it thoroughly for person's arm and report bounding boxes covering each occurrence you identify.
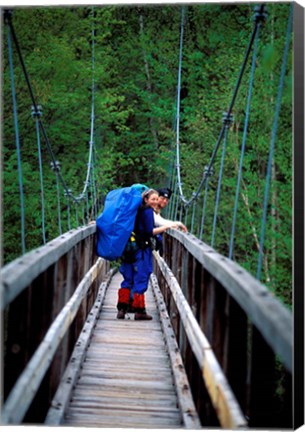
[152,224,177,236]
[154,212,188,232]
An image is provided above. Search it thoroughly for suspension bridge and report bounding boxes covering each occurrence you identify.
[1,4,297,429]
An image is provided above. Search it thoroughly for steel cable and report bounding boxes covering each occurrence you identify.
[174,4,267,208]
[7,22,26,255]
[256,3,293,280]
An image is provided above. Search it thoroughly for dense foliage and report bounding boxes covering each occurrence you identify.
[2,3,292,305]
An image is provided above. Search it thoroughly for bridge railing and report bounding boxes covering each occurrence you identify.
[1,226,293,428]
[1,225,110,424]
[153,229,292,429]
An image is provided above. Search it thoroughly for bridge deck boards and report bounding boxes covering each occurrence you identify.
[62,272,183,428]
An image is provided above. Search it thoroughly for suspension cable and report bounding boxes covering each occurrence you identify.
[228,11,263,260]
[199,165,214,240]
[32,105,46,244]
[174,4,267,208]
[5,13,72,196]
[7,18,25,255]
[175,6,186,203]
[5,10,97,208]
[211,114,233,247]
[50,160,62,235]
[256,3,293,281]
[190,194,197,234]
[65,189,72,231]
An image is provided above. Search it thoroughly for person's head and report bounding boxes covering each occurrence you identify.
[157,188,172,209]
[142,188,159,210]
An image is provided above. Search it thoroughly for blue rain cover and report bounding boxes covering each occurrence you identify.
[96,183,148,261]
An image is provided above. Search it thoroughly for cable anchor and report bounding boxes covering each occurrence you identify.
[222,112,234,127]
[50,160,61,172]
[31,105,42,118]
[4,10,13,25]
[64,189,73,199]
[253,5,268,24]
[204,164,215,178]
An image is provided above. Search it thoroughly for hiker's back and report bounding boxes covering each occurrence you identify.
[96,184,147,261]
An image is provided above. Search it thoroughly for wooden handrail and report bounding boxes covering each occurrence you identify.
[1,224,109,424]
[166,230,292,373]
[153,252,247,429]
[2,260,112,424]
[1,225,96,309]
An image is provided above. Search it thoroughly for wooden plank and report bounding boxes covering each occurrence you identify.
[44,269,114,425]
[70,393,178,406]
[66,405,181,421]
[64,411,181,428]
[150,273,201,429]
[1,224,96,308]
[1,258,108,425]
[57,272,195,428]
[166,230,292,373]
[153,251,247,429]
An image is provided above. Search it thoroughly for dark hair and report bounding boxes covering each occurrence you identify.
[157,188,172,199]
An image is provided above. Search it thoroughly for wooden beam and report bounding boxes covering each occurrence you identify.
[1,225,96,309]
[153,251,248,430]
[150,273,201,429]
[44,269,115,425]
[166,230,292,373]
[1,258,107,425]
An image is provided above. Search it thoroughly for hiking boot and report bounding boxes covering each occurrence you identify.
[134,311,153,320]
[127,302,135,313]
[117,309,126,319]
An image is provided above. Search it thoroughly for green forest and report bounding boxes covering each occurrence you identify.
[2,3,292,306]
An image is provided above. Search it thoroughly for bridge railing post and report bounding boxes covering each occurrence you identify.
[156,230,292,428]
[1,225,111,424]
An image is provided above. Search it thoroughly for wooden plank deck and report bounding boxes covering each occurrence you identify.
[57,271,199,429]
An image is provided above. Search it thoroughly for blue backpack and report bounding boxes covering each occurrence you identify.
[96,183,148,261]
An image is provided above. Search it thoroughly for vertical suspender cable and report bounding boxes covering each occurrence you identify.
[90,5,97,220]
[91,151,97,218]
[174,186,180,221]
[55,164,62,235]
[81,199,85,225]
[51,160,62,235]
[65,190,71,231]
[199,164,214,240]
[191,194,197,234]
[179,202,183,222]
[75,201,79,227]
[199,178,209,240]
[229,9,263,260]
[7,23,25,255]
[32,106,46,244]
[256,4,293,280]
[184,205,189,227]
[90,169,97,218]
[165,174,177,219]
[85,186,89,223]
[6,15,72,197]
[175,6,186,203]
[211,120,230,248]
[176,4,266,207]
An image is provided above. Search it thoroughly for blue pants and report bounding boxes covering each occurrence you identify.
[119,248,152,295]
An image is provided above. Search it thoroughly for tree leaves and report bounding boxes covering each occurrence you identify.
[2,4,292,305]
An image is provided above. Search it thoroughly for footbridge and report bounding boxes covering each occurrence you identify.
[1,224,292,428]
[1,3,297,429]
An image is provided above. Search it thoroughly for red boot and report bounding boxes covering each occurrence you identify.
[117,288,130,319]
[133,293,152,320]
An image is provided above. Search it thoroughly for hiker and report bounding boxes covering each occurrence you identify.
[117,188,178,320]
[152,187,188,256]
[154,188,188,233]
